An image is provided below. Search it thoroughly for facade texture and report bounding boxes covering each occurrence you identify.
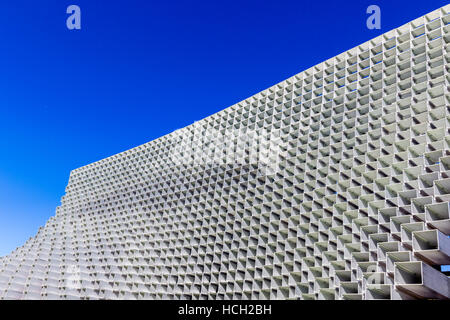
[1,5,450,300]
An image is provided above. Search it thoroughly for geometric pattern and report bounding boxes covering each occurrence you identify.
[1,4,450,300]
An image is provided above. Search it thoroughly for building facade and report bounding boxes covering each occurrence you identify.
[1,5,450,300]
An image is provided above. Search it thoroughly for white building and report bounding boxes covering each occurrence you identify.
[0,4,450,300]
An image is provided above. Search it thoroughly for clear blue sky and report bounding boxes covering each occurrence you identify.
[0,0,448,257]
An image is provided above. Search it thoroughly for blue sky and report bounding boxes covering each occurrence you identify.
[0,0,449,257]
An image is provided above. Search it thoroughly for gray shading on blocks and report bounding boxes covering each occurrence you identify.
[1,4,450,300]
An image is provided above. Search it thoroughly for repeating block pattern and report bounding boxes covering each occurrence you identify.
[1,5,450,300]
